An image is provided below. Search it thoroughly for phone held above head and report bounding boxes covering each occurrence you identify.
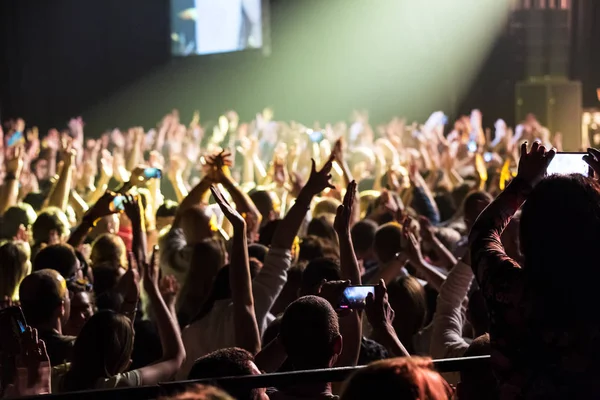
[547,152,592,178]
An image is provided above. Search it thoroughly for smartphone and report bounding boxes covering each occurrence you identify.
[547,152,591,177]
[0,306,27,354]
[483,152,493,162]
[307,129,324,143]
[111,195,126,212]
[143,167,162,179]
[7,131,23,147]
[467,140,478,153]
[338,285,376,310]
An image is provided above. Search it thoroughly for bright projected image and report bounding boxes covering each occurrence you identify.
[171,0,263,56]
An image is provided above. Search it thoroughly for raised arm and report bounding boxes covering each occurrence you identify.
[123,194,148,268]
[136,247,186,384]
[0,146,24,215]
[67,192,118,248]
[366,280,410,357]
[270,156,336,250]
[46,149,76,211]
[430,255,473,359]
[468,142,553,287]
[332,180,362,367]
[211,185,261,355]
[419,217,457,270]
[403,224,446,292]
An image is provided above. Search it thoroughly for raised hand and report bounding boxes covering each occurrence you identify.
[317,280,351,308]
[159,275,180,310]
[583,148,600,179]
[84,191,120,223]
[4,327,51,397]
[206,150,233,183]
[365,279,395,330]
[4,145,24,178]
[418,216,435,243]
[122,194,143,226]
[210,185,245,230]
[303,155,336,197]
[100,149,114,177]
[403,217,424,265]
[334,180,357,235]
[331,137,345,164]
[142,246,160,294]
[517,141,555,187]
[117,252,141,305]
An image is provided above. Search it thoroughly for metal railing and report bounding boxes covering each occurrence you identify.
[19,355,490,400]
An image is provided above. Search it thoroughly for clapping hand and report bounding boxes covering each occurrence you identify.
[206,150,233,183]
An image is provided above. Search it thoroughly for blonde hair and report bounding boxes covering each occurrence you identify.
[91,234,127,269]
[0,240,31,300]
[159,384,233,400]
[341,357,452,400]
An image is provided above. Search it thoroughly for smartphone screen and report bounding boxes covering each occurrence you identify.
[484,152,493,162]
[111,195,126,212]
[467,140,478,153]
[547,152,590,177]
[307,130,324,143]
[143,168,162,179]
[339,285,375,310]
[7,131,23,147]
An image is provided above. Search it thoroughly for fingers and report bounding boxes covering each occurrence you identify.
[588,147,600,161]
[151,245,159,269]
[520,141,528,157]
[374,279,386,302]
[310,158,316,174]
[38,339,48,360]
[584,154,600,174]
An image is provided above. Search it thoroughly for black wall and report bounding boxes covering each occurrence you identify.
[0,0,598,135]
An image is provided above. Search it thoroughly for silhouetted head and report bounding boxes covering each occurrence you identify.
[351,219,378,260]
[463,191,493,230]
[33,243,80,281]
[19,269,70,328]
[374,222,403,264]
[32,207,70,245]
[0,203,36,240]
[249,190,277,227]
[387,276,427,350]
[188,348,266,400]
[62,310,134,392]
[299,258,341,296]
[520,174,600,322]
[280,295,342,370]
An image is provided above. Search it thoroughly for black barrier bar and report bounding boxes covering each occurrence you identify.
[18,355,490,400]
